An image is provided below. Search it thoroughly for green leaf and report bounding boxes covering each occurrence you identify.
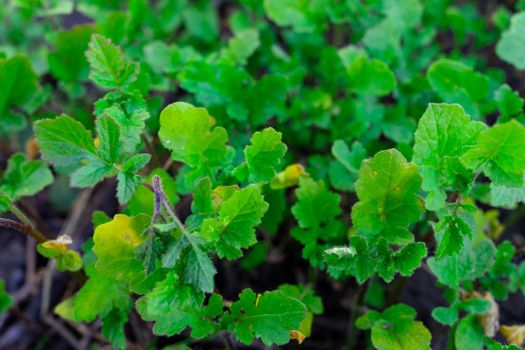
[412,103,487,210]
[96,115,121,164]
[338,47,396,96]
[158,102,229,172]
[225,289,307,346]
[491,180,525,208]
[63,239,131,323]
[292,177,341,229]
[495,84,523,119]
[329,140,366,192]
[34,112,144,199]
[48,25,94,84]
[143,41,181,74]
[162,231,217,294]
[509,261,525,294]
[201,185,269,259]
[34,115,97,168]
[382,0,423,31]
[117,153,150,205]
[136,272,223,337]
[356,304,431,350]
[435,215,473,258]
[37,235,83,271]
[263,0,327,33]
[137,230,167,276]
[102,309,128,350]
[352,149,423,241]
[428,239,496,289]
[455,315,484,350]
[461,120,525,187]
[182,1,219,42]
[432,307,458,325]
[0,153,53,200]
[427,59,490,117]
[376,240,427,282]
[324,236,375,283]
[72,274,131,323]
[35,115,119,187]
[86,34,139,89]
[177,61,250,120]
[277,284,324,314]
[459,297,492,314]
[0,279,13,313]
[485,339,521,350]
[0,195,10,213]
[94,90,151,155]
[492,240,516,276]
[0,55,39,134]
[496,12,525,70]
[228,29,260,64]
[244,127,287,183]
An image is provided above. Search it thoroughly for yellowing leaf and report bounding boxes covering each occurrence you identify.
[500,325,525,346]
[476,292,499,337]
[54,298,76,321]
[37,234,82,271]
[93,214,149,285]
[41,234,73,251]
[270,164,308,189]
[289,330,306,344]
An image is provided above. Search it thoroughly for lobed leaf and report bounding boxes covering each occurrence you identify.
[352,149,423,241]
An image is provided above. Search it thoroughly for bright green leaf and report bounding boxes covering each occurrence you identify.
[136,272,223,337]
[413,103,486,210]
[0,153,53,200]
[159,102,229,170]
[245,127,287,183]
[201,185,268,259]
[352,149,423,241]
[461,120,525,187]
[86,34,139,89]
[225,289,307,346]
[357,304,431,350]
[427,59,490,118]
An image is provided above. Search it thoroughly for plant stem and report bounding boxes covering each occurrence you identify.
[152,175,189,235]
[221,332,236,350]
[4,205,47,243]
[17,200,53,238]
[385,276,407,307]
[142,134,160,168]
[3,201,87,283]
[346,279,370,350]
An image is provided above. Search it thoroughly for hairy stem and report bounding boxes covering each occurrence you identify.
[152,175,190,236]
[0,211,47,244]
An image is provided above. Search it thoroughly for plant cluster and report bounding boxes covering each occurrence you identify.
[1,1,525,349]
